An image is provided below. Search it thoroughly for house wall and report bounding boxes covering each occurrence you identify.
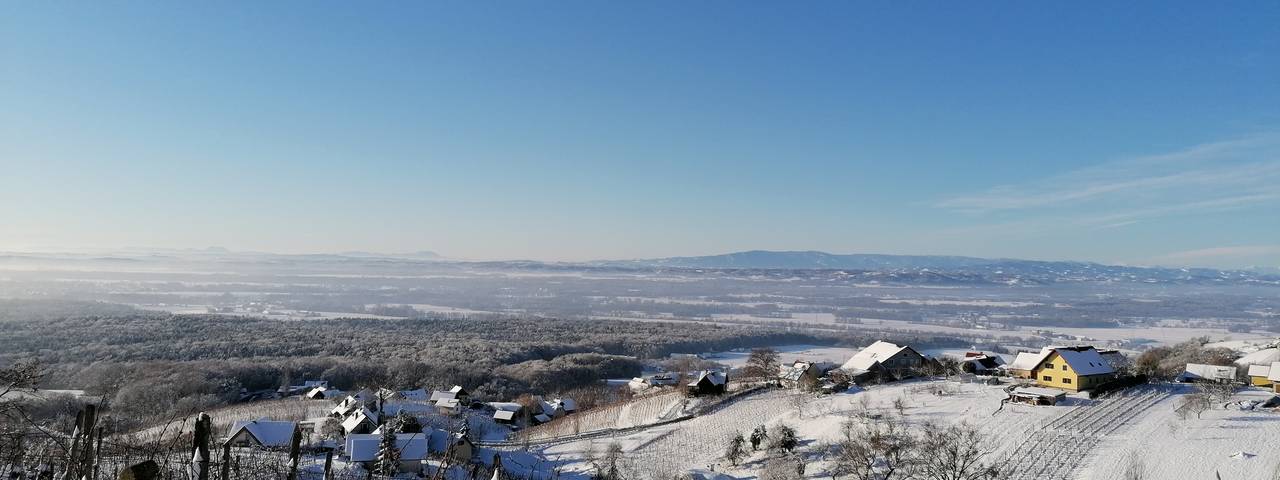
[1032,352,1113,392]
[1250,375,1273,387]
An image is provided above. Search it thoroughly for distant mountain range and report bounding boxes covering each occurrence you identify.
[585,250,1279,286]
[593,250,1014,270]
[1,248,1275,286]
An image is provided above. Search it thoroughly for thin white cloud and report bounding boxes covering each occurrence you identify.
[936,132,1280,214]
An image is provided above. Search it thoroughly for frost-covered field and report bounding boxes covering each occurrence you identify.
[526,381,1280,479]
[1082,387,1280,479]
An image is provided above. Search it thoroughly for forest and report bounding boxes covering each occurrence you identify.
[0,300,969,432]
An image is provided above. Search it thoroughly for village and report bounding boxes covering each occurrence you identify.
[11,337,1280,480]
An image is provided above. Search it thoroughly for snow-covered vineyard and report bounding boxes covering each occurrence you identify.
[7,338,1280,479]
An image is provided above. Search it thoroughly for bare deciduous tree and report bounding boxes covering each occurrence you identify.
[745,348,780,380]
[914,422,1000,480]
[831,415,916,480]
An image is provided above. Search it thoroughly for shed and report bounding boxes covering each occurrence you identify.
[1178,363,1238,383]
[225,419,297,448]
[686,370,728,395]
[1010,387,1067,406]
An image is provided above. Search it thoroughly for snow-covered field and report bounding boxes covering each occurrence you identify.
[522,381,1280,479]
[1082,387,1280,479]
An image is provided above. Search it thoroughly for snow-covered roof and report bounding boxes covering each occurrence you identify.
[1269,362,1280,382]
[381,402,436,417]
[435,398,461,410]
[1051,347,1116,376]
[345,433,429,462]
[1098,350,1129,368]
[1007,348,1053,371]
[302,380,328,388]
[341,408,378,434]
[227,419,296,448]
[488,402,523,412]
[1181,363,1238,381]
[554,398,577,412]
[840,341,911,371]
[493,410,516,421]
[687,370,727,387]
[963,354,1005,370]
[1236,348,1280,367]
[449,385,466,394]
[1248,364,1272,378]
[430,390,458,402]
[1011,387,1067,398]
[399,389,429,401]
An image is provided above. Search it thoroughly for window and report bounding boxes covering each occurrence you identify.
[1042,375,1053,382]
[1044,363,1053,369]
[1063,378,1072,384]
[1062,364,1068,371]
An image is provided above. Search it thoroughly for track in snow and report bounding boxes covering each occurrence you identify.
[1000,386,1174,480]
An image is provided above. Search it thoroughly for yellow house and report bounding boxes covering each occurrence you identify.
[1031,347,1117,392]
[1247,364,1275,387]
[1250,362,1280,392]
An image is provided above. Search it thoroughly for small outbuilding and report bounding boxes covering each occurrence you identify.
[225,419,298,449]
[1177,363,1238,384]
[1009,387,1067,406]
[686,370,728,395]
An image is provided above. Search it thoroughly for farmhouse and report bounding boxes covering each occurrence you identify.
[430,386,470,412]
[225,419,297,448]
[959,352,1005,375]
[341,407,379,435]
[1177,363,1238,383]
[330,394,367,417]
[1031,346,1117,392]
[345,433,429,474]
[778,361,821,389]
[839,341,928,379]
[686,370,728,395]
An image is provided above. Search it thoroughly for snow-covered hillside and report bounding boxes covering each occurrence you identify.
[521,380,1280,479]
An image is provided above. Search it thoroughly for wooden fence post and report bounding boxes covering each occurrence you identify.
[322,449,333,480]
[192,413,211,480]
[92,426,103,480]
[218,443,230,480]
[285,426,301,480]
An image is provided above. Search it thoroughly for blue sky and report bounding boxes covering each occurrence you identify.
[2,2,1278,267]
